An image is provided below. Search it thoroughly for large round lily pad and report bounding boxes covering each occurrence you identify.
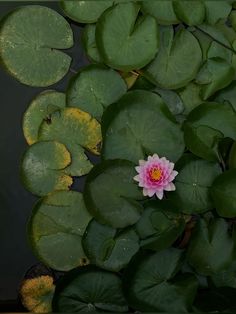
[96,2,159,71]
[124,249,198,312]
[84,160,143,229]
[187,218,235,276]
[66,65,127,121]
[52,266,128,312]
[60,0,113,23]
[39,108,102,177]
[102,90,185,163]
[23,90,66,145]
[0,6,73,87]
[21,141,72,197]
[169,158,221,214]
[82,219,139,272]
[29,191,91,271]
[146,26,202,89]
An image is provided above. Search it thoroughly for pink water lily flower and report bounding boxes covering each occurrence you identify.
[134,154,178,200]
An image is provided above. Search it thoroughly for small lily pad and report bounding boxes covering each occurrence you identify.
[66,65,127,121]
[23,90,66,145]
[0,6,73,87]
[21,141,72,197]
[29,191,91,271]
[82,219,139,272]
[39,107,102,177]
[84,160,143,229]
[82,24,102,63]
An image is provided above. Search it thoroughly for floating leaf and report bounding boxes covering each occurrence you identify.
[39,108,102,176]
[154,87,185,115]
[135,201,185,251]
[169,158,221,214]
[196,58,234,100]
[29,191,91,271]
[211,261,236,288]
[23,91,66,145]
[187,218,235,276]
[82,219,139,271]
[20,275,55,313]
[66,65,127,121]
[84,160,143,229]
[141,1,179,25]
[146,26,202,89]
[204,0,232,25]
[102,90,184,163]
[184,102,236,161]
[215,81,236,111]
[178,83,203,115]
[173,1,205,26]
[96,2,159,71]
[82,24,102,63]
[21,141,72,197]
[52,266,128,312]
[60,0,113,23]
[0,6,73,87]
[124,249,198,312]
[211,169,236,217]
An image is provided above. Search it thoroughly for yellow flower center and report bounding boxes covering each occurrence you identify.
[150,167,162,181]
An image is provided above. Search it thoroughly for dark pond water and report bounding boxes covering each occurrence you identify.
[0,1,89,309]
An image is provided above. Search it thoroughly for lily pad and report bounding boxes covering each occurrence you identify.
[39,107,102,177]
[141,1,179,25]
[52,266,128,312]
[84,160,143,229]
[23,90,66,145]
[0,6,73,87]
[82,219,139,271]
[204,0,232,25]
[169,158,221,214]
[21,141,72,197]
[211,169,236,218]
[29,191,91,271]
[173,1,205,26]
[82,24,102,63]
[102,90,185,163]
[146,26,202,89]
[187,218,234,276]
[178,83,203,115]
[60,0,113,23]
[124,249,198,312]
[215,81,236,111]
[96,2,159,71]
[135,201,185,251]
[66,65,127,121]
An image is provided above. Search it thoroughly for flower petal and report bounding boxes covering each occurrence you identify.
[155,190,164,200]
[164,182,176,191]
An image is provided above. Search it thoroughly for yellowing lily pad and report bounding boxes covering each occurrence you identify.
[23,90,66,145]
[39,108,102,177]
[21,141,72,197]
[0,6,73,87]
[29,191,91,271]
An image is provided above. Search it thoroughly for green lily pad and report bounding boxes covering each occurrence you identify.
[178,83,203,115]
[154,87,185,115]
[215,81,236,111]
[211,169,236,218]
[23,90,66,145]
[21,141,72,197]
[82,24,102,63]
[60,0,113,23]
[52,266,128,312]
[141,1,179,25]
[96,2,159,71]
[0,6,73,87]
[135,201,185,251]
[146,26,202,89]
[173,1,205,26]
[204,0,232,25]
[196,58,234,100]
[82,219,139,271]
[211,261,236,288]
[184,102,236,161]
[66,65,127,121]
[29,191,91,271]
[124,249,198,312]
[187,218,234,276]
[39,107,102,177]
[102,90,184,163]
[169,158,221,214]
[84,160,143,229]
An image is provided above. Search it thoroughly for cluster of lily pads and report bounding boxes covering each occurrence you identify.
[2,0,236,312]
